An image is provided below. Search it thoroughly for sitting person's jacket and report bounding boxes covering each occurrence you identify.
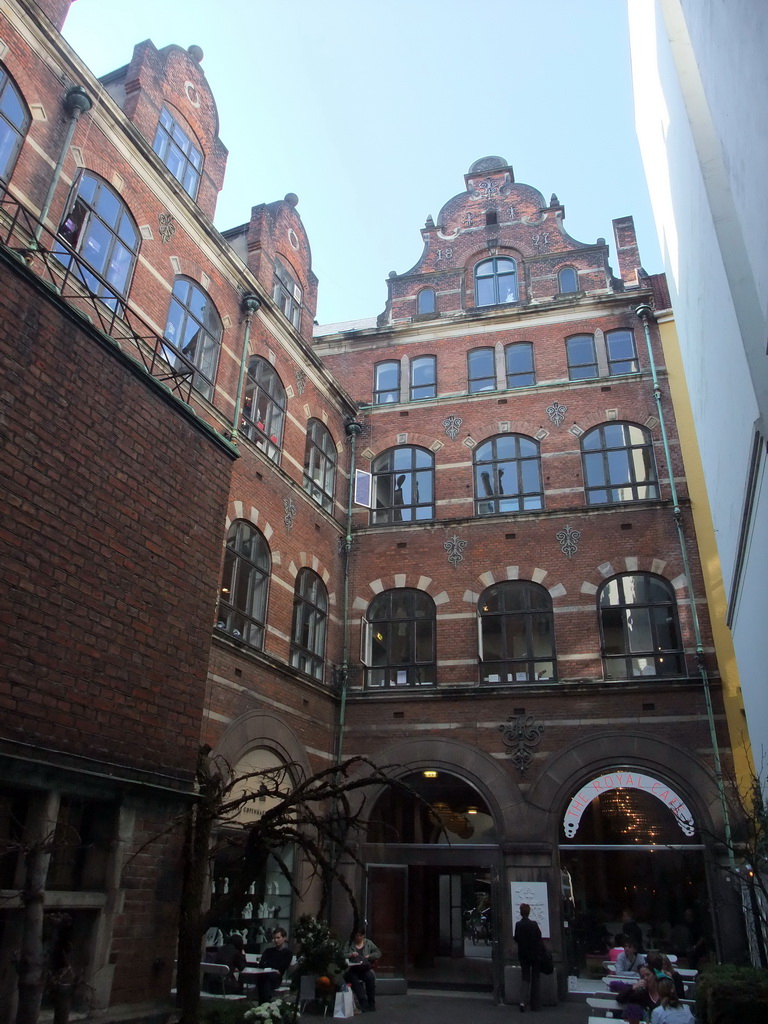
[216,941,247,975]
[344,938,381,965]
[615,950,646,974]
[650,1004,695,1024]
[260,943,293,978]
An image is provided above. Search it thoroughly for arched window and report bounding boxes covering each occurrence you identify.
[474,435,543,514]
[273,259,302,329]
[291,568,328,681]
[371,446,434,524]
[478,581,556,684]
[599,573,684,679]
[57,171,140,308]
[303,418,336,511]
[152,106,203,199]
[216,520,270,649]
[468,348,496,393]
[606,329,639,375]
[0,64,30,182]
[242,356,286,462]
[566,334,597,379]
[505,342,535,388]
[374,360,400,404]
[558,266,579,294]
[162,277,222,399]
[410,355,436,400]
[474,256,518,306]
[363,589,435,688]
[417,288,436,314]
[582,423,659,504]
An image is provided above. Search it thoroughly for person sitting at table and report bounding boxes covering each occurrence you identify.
[344,928,382,1012]
[660,954,686,999]
[213,933,247,994]
[608,933,625,962]
[614,964,662,1016]
[615,938,646,975]
[256,927,293,1003]
[650,977,695,1023]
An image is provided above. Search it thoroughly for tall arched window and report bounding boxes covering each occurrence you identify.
[57,171,140,309]
[273,259,302,329]
[374,361,400,404]
[303,418,336,511]
[291,568,328,681]
[410,355,436,400]
[0,64,30,182]
[363,589,435,688]
[162,277,222,399]
[474,435,543,514]
[371,446,434,523]
[152,106,203,199]
[216,520,270,649]
[417,288,436,314]
[581,423,659,504]
[478,581,556,684]
[242,357,286,462]
[505,342,535,388]
[558,266,579,294]
[474,256,518,306]
[599,573,684,679]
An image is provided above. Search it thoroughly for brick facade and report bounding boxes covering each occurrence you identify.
[0,3,745,1018]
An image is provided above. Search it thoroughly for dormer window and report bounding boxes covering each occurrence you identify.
[152,107,203,199]
[558,266,579,294]
[475,257,518,306]
[417,288,436,314]
[273,260,302,329]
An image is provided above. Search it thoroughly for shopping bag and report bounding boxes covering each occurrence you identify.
[334,984,355,1018]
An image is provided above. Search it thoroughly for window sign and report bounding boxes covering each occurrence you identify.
[563,771,695,838]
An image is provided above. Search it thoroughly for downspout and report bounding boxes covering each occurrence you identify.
[335,416,363,768]
[34,85,92,242]
[229,294,261,446]
[635,303,736,881]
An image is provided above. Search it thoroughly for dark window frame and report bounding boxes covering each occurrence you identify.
[291,568,328,681]
[364,588,436,689]
[161,276,222,400]
[505,342,535,388]
[216,520,270,649]
[566,333,598,379]
[474,434,544,515]
[152,105,203,199]
[303,418,336,511]
[56,171,140,310]
[474,256,519,307]
[581,422,659,504]
[599,573,685,680]
[606,328,640,375]
[558,266,579,294]
[0,63,30,183]
[410,355,437,400]
[242,356,287,463]
[374,360,401,404]
[273,259,302,329]
[468,347,496,393]
[478,581,557,684]
[371,445,435,524]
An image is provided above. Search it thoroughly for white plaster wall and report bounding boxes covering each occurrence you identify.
[628,0,768,766]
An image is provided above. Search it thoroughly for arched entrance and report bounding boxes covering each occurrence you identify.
[363,769,500,991]
[558,768,711,974]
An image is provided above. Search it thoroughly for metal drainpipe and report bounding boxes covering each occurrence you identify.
[34,85,92,242]
[229,294,261,445]
[335,416,363,767]
[635,303,736,878]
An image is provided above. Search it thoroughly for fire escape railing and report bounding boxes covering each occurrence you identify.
[0,184,196,404]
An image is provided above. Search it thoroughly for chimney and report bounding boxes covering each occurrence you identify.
[612,216,642,287]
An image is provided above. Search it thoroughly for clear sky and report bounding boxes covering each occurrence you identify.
[62,0,659,326]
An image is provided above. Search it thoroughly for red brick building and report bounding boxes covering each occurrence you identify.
[0,1,744,1017]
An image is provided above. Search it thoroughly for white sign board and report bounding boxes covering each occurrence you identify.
[511,881,550,939]
[562,770,695,838]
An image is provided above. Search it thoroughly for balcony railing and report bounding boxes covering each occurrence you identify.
[0,184,195,403]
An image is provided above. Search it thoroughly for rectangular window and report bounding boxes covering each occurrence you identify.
[505,343,535,388]
[606,329,639,375]
[374,361,400,403]
[468,349,496,393]
[566,335,598,379]
[410,355,436,400]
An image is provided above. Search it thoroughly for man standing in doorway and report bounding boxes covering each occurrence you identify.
[514,903,543,1012]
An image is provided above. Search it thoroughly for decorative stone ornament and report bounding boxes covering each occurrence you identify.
[158,211,176,243]
[295,367,307,394]
[283,496,296,530]
[556,525,581,559]
[444,534,468,567]
[443,415,463,440]
[499,713,545,773]
[546,401,567,427]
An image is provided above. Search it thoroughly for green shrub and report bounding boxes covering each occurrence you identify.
[695,964,768,1024]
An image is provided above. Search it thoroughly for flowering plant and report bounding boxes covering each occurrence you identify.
[244,997,298,1024]
[293,914,346,982]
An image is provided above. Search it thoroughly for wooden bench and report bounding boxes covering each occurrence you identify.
[587,996,621,1017]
